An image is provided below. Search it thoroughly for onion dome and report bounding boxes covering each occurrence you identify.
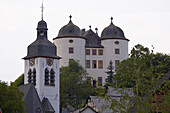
[57,15,81,37]
[101,17,128,40]
[23,19,60,59]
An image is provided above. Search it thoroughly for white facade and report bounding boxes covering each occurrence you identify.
[102,39,129,71]
[24,57,60,113]
[54,37,86,68]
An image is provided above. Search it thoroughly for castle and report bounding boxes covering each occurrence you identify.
[53,16,129,86]
[23,8,129,112]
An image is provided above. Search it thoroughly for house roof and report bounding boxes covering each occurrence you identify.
[19,83,44,113]
[42,97,55,113]
[84,29,104,48]
[107,87,134,97]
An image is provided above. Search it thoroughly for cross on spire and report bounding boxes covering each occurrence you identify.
[110,17,113,24]
[89,25,91,29]
[69,15,72,20]
[41,0,45,20]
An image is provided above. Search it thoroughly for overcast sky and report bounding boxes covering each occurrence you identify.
[0,0,170,83]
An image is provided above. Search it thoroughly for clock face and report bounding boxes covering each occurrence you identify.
[47,58,53,66]
[29,58,35,66]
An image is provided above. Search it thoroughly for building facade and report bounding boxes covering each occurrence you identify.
[53,16,129,86]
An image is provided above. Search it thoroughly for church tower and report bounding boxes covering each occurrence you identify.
[23,5,61,113]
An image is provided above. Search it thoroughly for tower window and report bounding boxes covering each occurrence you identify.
[98,60,103,69]
[28,68,36,85]
[115,48,120,54]
[69,47,74,54]
[28,69,32,83]
[86,49,90,55]
[86,60,90,68]
[33,68,36,85]
[92,60,97,68]
[92,49,97,55]
[98,49,103,55]
[45,68,49,85]
[50,69,55,86]
[98,77,102,86]
[115,60,120,70]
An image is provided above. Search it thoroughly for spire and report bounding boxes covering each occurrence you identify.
[95,27,98,34]
[69,15,72,23]
[110,17,113,24]
[41,0,45,20]
[89,25,91,30]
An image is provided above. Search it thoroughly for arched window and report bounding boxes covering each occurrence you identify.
[33,68,36,85]
[28,69,32,83]
[45,68,49,85]
[50,69,55,86]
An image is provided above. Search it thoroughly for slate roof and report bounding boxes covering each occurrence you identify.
[19,83,44,113]
[101,18,129,41]
[107,87,134,97]
[57,16,82,37]
[42,97,55,113]
[23,19,60,59]
[84,29,104,48]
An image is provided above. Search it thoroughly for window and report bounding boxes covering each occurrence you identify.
[69,47,74,54]
[45,68,55,86]
[92,49,97,55]
[33,68,36,85]
[86,49,90,55]
[115,60,120,70]
[50,69,55,86]
[87,77,91,84]
[98,60,103,69]
[92,60,97,68]
[93,80,96,87]
[86,60,90,68]
[28,69,32,83]
[98,49,103,55]
[69,39,73,43]
[115,48,120,54]
[115,41,119,44]
[45,68,49,85]
[98,77,102,86]
[28,68,36,85]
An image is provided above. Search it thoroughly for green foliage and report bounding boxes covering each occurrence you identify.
[60,60,95,111]
[0,81,25,113]
[105,60,115,84]
[106,44,170,112]
[11,74,24,87]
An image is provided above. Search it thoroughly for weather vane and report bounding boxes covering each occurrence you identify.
[41,0,45,20]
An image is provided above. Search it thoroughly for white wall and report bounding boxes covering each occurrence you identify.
[85,48,105,86]
[24,57,60,113]
[101,39,128,70]
[54,38,86,68]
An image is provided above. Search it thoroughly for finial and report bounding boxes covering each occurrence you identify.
[95,27,98,34]
[69,15,72,21]
[89,25,91,29]
[110,17,113,24]
[41,0,45,20]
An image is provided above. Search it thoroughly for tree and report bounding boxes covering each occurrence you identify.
[60,60,95,111]
[0,81,25,113]
[11,74,24,87]
[105,44,170,112]
[105,60,115,84]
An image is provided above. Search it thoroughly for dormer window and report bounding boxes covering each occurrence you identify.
[40,31,44,36]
